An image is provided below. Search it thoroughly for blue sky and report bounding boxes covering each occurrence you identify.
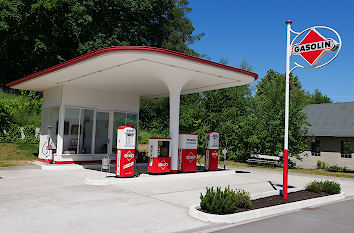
[188,0,354,102]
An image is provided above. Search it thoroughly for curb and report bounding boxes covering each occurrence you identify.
[189,193,345,224]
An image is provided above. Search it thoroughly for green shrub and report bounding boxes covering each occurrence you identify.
[316,160,353,173]
[317,160,327,170]
[322,180,341,194]
[200,186,252,214]
[306,180,323,193]
[327,165,341,172]
[342,167,350,173]
[0,124,39,144]
[306,180,341,194]
[234,189,252,209]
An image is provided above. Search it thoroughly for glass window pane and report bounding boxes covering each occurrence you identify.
[95,112,109,154]
[126,113,137,128]
[341,141,352,155]
[112,112,126,152]
[79,109,94,154]
[49,107,59,150]
[40,107,59,154]
[63,108,80,154]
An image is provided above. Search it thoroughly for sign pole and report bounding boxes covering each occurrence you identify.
[282,20,341,200]
[283,20,292,199]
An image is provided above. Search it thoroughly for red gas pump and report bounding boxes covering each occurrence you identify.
[178,133,198,172]
[205,131,219,171]
[148,138,171,174]
[116,126,136,177]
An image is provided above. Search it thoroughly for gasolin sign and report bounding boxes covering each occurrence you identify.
[292,29,338,66]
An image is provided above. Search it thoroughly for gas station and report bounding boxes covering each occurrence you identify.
[7,46,258,175]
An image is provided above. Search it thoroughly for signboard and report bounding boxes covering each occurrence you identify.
[289,24,341,69]
[292,29,338,66]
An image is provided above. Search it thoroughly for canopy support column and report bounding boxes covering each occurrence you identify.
[169,88,181,173]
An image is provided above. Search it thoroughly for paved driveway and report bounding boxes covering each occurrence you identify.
[1,166,353,233]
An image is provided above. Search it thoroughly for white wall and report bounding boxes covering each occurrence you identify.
[43,85,63,108]
[61,85,139,112]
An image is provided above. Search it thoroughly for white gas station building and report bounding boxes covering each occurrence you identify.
[7,46,257,173]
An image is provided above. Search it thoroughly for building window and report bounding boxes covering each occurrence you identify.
[341,141,352,158]
[311,140,321,156]
[40,107,59,154]
[94,111,109,154]
[63,108,80,154]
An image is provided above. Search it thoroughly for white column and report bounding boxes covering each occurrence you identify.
[56,105,65,157]
[169,88,181,173]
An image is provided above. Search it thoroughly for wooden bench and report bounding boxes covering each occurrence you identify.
[246,154,280,167]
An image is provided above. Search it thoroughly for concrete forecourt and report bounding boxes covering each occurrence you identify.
[1,165,353,233]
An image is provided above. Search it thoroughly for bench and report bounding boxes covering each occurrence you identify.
[246,154,281,167]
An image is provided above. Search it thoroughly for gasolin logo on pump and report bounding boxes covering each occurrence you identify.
[124,151,134,161]
[158,159,168,170]
[186,152,196,163]
[291,29,339,67]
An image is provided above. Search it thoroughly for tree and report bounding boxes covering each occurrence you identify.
[307,89,332,104]
[253,70,310,158]
[0,0,204,86]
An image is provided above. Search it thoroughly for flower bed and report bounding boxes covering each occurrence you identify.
[189,180,344,223]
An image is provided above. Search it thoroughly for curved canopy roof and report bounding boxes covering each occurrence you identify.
[7,46,258,98]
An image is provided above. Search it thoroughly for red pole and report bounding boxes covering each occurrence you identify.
[283,149,289,199]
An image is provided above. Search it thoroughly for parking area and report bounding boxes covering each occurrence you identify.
[1,166,354,233]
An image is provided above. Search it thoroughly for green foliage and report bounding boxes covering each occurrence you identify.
[307,89,332,104]
[253,70,310,159]
[306,180,341,194]
[0,90,41,144]
[322,180,341,194]
[0,124,39,144]
[316,160,353,173]
[138,130,168,144]
[0,90,42,126]
[1,0,203,86]
[327,165,341,172]
[306,181,323,193]
[200,186,252,214]
[139,97,170,133]
[317,160,328,170]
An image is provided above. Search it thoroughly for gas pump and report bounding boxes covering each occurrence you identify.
[205,131,219,171]
[148,138,171,174]
[116,126,136,177]
[39,125,55,163]
[178,133,198,172]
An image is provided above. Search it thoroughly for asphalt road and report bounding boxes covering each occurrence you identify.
[213,198,354,233]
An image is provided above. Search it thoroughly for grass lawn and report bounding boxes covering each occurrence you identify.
[225,160,354,179]
[0,143,38,167]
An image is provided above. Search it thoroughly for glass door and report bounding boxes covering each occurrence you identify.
[95,111,109,154]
